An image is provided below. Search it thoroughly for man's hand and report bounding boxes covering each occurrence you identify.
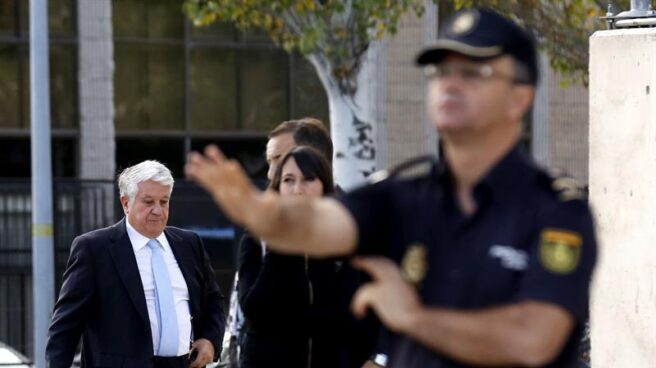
[189,338,215,368]
[351,256,422,334]
[185,144,264,227]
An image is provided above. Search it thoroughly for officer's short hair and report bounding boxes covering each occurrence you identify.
[269,118,333,163]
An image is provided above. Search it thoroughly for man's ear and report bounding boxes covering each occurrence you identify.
[509,86,535,122]
[120,196,129,215]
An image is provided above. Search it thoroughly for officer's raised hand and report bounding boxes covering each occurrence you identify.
[185,144,273,230]
[185,144,357,257]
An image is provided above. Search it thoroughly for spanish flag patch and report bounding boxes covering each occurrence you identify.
[539,229,582,274]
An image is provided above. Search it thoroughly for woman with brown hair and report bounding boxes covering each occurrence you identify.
[237,146,339,368]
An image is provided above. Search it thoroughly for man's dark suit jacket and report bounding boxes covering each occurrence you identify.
[46,219,226,368]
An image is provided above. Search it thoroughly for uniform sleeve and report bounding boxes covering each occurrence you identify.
[46,235,96,368]
[336,180,395,255]
[514,200,597,321]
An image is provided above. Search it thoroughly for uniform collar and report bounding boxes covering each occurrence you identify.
[475,144,535,203]
[435,144,535,206]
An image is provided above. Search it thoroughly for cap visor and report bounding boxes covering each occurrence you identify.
[416,40,503,65]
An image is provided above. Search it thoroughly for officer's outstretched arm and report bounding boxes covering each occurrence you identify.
[185,144,357,257]
[402,301,573,367]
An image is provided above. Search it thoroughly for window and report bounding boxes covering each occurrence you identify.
[0,0,78,180]
[0,0,77,130]
[113,0,330,177]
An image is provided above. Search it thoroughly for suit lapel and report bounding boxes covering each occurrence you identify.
[166,228,200,318]
[108,219,150,325]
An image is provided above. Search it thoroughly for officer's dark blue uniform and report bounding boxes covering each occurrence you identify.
[331,8,598,367]
[338,145,596,368]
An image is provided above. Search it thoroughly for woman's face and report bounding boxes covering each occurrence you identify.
[278,157,324,198]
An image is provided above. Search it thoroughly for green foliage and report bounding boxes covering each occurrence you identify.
[453,0,632,85]
[184,0,633,88]
[184,0,428,94]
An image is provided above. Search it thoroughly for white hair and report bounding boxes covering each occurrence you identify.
[118,160,174,202]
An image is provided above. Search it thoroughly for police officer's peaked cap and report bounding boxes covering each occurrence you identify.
[416,8,538,85]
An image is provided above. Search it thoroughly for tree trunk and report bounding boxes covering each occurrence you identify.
[307,43,386,190]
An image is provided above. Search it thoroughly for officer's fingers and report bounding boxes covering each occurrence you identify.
[221,160,255,193]
[184,152,208,179]
[352,256,397,282]
[351,282,378,319]
[204,144,226,163]
[185,151,205,168]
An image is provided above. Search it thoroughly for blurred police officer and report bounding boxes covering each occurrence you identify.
[186,8,597,368]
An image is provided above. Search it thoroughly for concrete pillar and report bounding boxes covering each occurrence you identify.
[589,28,656,367]
[78,0,115,180]
[77,0,115,227]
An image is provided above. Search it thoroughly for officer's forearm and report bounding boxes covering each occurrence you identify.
[399,301,574,367]
[245,193,357,257]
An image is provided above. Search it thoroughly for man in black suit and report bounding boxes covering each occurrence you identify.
[46,160,226,368]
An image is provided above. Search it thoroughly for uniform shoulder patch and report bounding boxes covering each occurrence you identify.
[387,155,439,179]
[367,169,390,184]
[539,228,582,274]
[546,168,587,202]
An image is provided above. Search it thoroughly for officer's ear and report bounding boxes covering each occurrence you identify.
[509,85,535,122]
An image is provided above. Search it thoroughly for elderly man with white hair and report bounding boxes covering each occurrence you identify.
[47,160,226,368]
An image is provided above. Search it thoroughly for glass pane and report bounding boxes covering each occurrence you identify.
[50,45,77,128]
[238,48,289,131]
[290,54,329,126]
[113,0,184,39]
[190,47,238,131]
[0,44,22,128]
[0,138,30,177]
[49,0,75,36]
[189,21,237,41]
[192,137,268,182]
[52,138,77,178]
[0,1,17,36]
[17,0,76,36]
[116,138,185,178]
[240,28,272,44]
[114,43,185,130]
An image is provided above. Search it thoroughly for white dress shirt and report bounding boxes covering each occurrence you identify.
[126,220,192,356]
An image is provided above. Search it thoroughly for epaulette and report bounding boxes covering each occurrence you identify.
[546,168,587,202]
[367,155,439,184]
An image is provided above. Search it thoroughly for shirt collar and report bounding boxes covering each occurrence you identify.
[125,218,169,253]
[475,144,534,202]
[436,144,536,205]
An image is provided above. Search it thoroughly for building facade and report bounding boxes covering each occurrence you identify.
[0,0,590,358]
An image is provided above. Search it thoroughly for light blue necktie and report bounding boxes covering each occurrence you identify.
[147,239,179,356]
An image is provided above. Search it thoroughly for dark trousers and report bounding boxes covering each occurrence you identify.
[152,355,189,368]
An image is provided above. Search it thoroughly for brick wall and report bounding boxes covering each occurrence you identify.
[548,73,590,183]
[381,2,439,170]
